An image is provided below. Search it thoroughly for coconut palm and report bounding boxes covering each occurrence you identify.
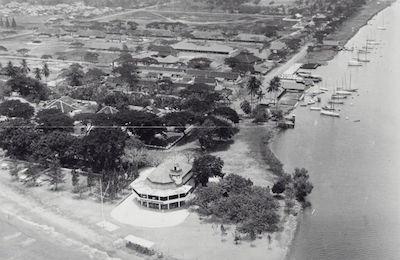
[256,90,265,104]
[267,76,281,106]
[42,62,50,82]
[34,67,42,80]
[20,59,30,75]
[247,76,261,108]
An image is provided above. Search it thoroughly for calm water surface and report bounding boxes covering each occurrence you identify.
[272,2,400,260]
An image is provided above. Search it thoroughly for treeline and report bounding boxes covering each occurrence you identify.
[1,0,159,8]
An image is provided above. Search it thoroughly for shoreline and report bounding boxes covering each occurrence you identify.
[302,0,396,64]
[268,1,398,259]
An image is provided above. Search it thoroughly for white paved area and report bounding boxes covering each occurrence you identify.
[111,168,190,228]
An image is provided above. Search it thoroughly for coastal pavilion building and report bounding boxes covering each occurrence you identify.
[130,156,194,210]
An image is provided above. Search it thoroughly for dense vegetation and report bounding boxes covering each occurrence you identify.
[191,174,280,239]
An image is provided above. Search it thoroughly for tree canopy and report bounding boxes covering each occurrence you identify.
[192,154,224,186]
[36,109,74,132]
[0,99,34,119]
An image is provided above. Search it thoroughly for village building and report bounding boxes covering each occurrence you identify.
[233,33,270,43]
[191,30,226,41]
[97,105,119,115]
[171,40,234,55]
[43,96,98,116]
[130,156,194,210]
[270,40,288,53]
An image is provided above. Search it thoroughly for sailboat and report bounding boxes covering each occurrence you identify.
[378,14,387,30]
[338,72,358,92]
[348,51,363,66]
[358,41,371,62]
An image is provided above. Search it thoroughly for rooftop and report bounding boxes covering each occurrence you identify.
[147,156,192,185]
[172,40,234,54]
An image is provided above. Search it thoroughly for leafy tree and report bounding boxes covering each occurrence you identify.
[31,131,79,166]
[222,174,253,194]
[156,77,174,94]
[208,116,237,140]
[17,48,30,56]
[285,38,302,51]
[83,68,106,84]
[240,100,252,115]
[35,109,74,132]
[314,30,325,44]
[292,168,313,202]
[84,52,99,63]
[225,57,254,74]
[198,119,217,150]
[112,51,139,90]
[41,54,53,60]
[252,104,269,123]
[5,61,18,77]
[0,99,34,119]
[114,110,164,144]
[0,119,39,159]
[192,154,224,186]
[81,128,128,172]
[247,76,261,109]
[272,173,292,194]
[61,63,85,86]
[6,74,49,101]
[188,57,212,70]
[46,160,65,191]
[212,106,239,124]
[163,111,196,132]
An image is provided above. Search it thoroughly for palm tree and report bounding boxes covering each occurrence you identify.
[34,67,42,80]
[247,76,261,109]
[267,76,281,106]
[42,62,50,82]
[20,59,30,75]
[256,90,265,104]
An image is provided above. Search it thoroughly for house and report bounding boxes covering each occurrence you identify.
[171,40,234,55]
[97,106,119,115]
[191,30,225,41]
[130,156,193,210]
[45,98,78,115]
[231,51,263,65]
[44,96,98,116]
[148,45,177,58]
[233,33,269,43]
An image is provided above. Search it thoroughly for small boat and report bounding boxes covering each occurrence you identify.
[337,87,358,92]
[320,87,329,92]
[358,57,370,63]
[321,109,340,117]
[328,100,345,105]
[336,90,352,95]
[322,105,336,111]
[300,103,307,107]
[307,99,316,105]
[377,26,386,30]
[331,94,347,99]
[310,107,321,111]
[354,120,361,123]
[348,60,363,66]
